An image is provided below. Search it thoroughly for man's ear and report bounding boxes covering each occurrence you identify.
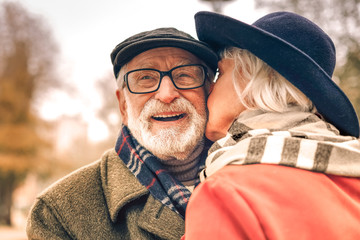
[116,89,128,125]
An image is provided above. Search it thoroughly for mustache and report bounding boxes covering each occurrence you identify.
[140,98,195,118]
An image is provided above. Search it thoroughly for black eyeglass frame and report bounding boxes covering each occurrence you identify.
[123,64,208,94]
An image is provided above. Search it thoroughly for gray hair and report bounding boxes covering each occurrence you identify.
[221,47,314,113]
[116,63,128,90]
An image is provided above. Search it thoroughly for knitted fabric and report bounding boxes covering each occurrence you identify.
[201,108,360,181]
[115,125,204,218]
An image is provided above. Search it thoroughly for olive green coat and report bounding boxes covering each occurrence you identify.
[26,150,184,240]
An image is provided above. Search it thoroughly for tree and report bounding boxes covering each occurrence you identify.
[254,0,360,118]
[0,1,60,225]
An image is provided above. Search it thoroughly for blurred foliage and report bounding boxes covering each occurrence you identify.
[254,0,360,119]
[199,0,236,12]
[0,1,59,225]
[95,72,120,141]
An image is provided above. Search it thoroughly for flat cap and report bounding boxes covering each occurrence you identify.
[110,27,218,78]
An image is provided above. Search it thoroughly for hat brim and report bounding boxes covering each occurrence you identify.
[113,37,218,77]
[195,11,359,137]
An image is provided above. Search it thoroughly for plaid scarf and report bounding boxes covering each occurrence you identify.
[201,108,360,181]
[115,125,204,218]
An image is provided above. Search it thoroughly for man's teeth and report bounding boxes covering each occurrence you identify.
[154,113,182,118]
[152,113,185,121]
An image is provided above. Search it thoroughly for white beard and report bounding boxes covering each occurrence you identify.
[125,96,207,161]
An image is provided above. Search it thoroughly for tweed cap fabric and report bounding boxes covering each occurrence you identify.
[110,27,218,78]
[195,11,359,137]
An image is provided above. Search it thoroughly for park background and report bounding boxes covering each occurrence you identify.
[1,0,359,239]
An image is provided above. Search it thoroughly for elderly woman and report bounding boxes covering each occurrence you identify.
[183,11,360,239]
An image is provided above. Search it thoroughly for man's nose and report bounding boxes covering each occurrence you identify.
[154,76,180,103]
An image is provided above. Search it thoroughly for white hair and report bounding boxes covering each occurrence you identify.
[220,47,314,113]
[125,95,207,160]
[116,63,128,89]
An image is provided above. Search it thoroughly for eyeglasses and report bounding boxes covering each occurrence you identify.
[124,64,208,94]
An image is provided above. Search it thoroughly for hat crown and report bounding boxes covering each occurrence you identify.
[253,12,336,77]
[110,28,194,65]
[125,27,195,42]
[110,27,218,78]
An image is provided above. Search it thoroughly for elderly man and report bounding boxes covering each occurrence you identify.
[26,28,217,240]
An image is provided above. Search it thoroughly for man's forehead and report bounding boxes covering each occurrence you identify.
[127,47,201,69]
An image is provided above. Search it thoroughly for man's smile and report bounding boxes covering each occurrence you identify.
[152,112,187,122]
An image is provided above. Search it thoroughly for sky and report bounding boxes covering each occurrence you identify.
[4,0,266,141]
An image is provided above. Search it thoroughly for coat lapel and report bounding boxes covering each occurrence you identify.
[100,150,184,239]
[101,149,148,222]
[138,195,184,240]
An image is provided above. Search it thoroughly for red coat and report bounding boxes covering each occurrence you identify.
[184,164,360,240]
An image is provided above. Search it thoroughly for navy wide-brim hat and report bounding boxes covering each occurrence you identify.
[110,27,218,78]
[195,11,359,137]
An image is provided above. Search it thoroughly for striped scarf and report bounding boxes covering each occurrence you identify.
[115,125,202,218]
[201,108,360,181]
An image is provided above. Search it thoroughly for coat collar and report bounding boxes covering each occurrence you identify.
[100,149,148,222]
[100,150,184,239]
